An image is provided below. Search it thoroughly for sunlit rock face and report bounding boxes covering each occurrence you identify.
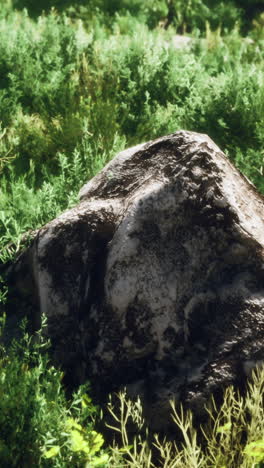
[10,131,264,430]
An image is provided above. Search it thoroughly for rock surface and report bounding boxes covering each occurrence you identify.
[9,131,264,430]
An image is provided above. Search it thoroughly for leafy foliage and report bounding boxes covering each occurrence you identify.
[0,317,109,467]
[8,0,262,33]
[0,6,262,192]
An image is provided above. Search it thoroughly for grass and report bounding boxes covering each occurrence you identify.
[107,367,264,467]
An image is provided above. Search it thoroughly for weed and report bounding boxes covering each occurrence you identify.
[106,367,264,467]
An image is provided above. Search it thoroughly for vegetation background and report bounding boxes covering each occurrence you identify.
[0,0,263,466]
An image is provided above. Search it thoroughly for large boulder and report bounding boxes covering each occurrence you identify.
[8,131,264,430]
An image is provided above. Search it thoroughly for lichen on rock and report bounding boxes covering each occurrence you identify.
[8,131,264,430]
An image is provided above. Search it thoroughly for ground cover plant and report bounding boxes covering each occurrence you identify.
[0,309,264,467]
[0,315,110,467]
[0,0,263,466]
[107,368,264,467]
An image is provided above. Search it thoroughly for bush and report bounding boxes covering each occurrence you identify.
[0,132,125,252]
[0,6,263,189]
[9,0,263,33]
[204,0,242,31]
[0,317,109,467]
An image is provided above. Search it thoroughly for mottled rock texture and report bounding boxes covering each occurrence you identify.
[9,131,264,430]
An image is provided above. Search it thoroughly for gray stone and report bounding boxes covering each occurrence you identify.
[9,131,264,430]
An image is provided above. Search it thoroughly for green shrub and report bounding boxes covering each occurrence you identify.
[0,317,109,467]
[10,0,262,33]
[0,6,263,190]
[0,10,79,121]
[169,0,210,33]
[205,0,242,31]
[0,132,125,254]
[189,63,264,156]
